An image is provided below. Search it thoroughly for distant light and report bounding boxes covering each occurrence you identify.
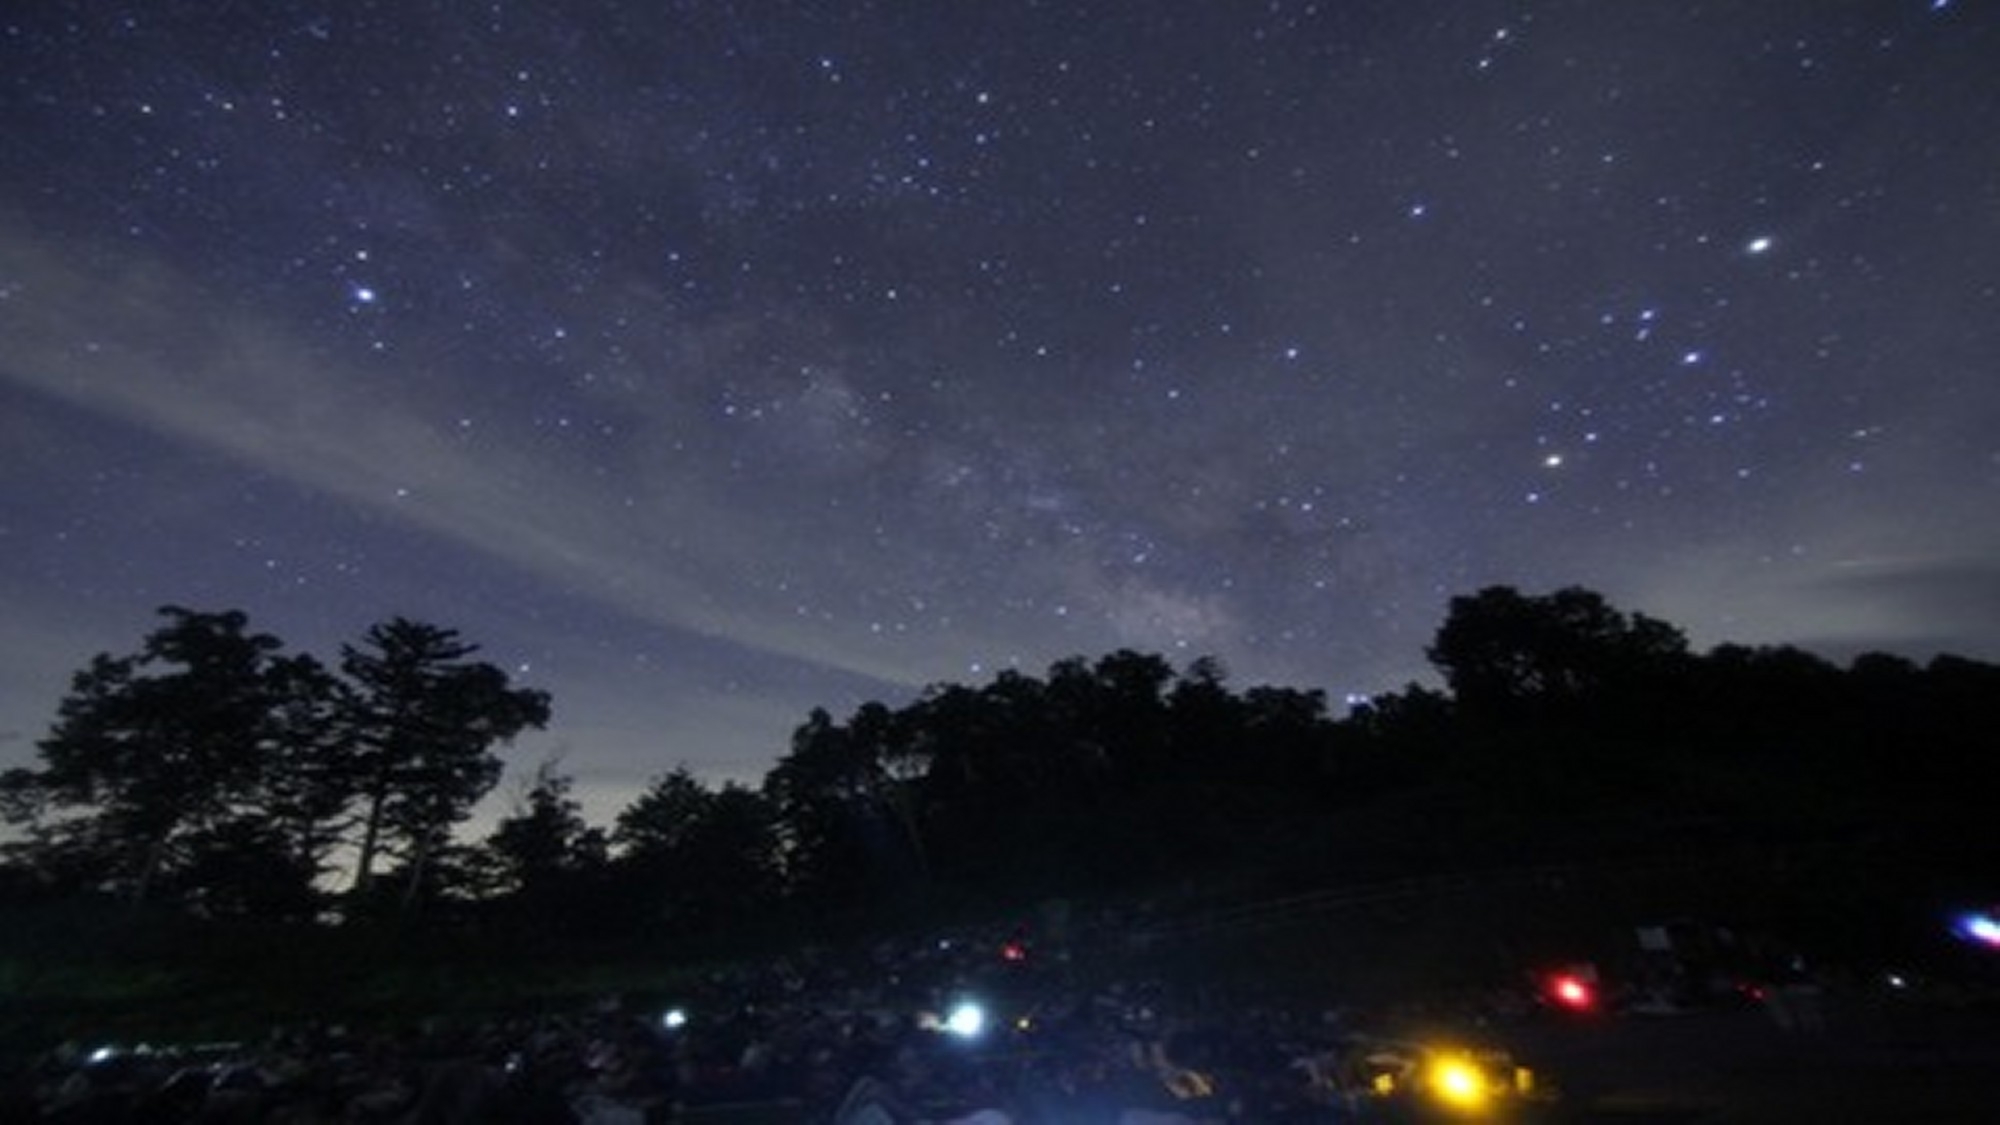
[88,1046,117,1064]
[661,1008,688,1029]
[351,284,378,304]
[1745,235,1774,255]
[1954,910,2000,948]
[1429,1056,1490,1111]
[1552,976,1593,1009]
[943,1001,986,1039]
[1547,970,1599,1011]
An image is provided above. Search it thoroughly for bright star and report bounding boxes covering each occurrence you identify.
[1745,235,1774,255]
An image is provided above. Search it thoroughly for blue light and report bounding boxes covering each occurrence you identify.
[1951,910,2000,948]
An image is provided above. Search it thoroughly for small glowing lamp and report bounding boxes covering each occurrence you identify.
[1955,910,2000,948]
[943,1001,986,1039]
[1548,971,1597,1011]
[1430,1055,1490,1111]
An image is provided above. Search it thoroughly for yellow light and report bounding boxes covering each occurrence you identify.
[1430,1056,1490,1112]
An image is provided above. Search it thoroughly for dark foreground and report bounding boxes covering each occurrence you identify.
[11,970,1998,1122]
[1516,991,2000,1122]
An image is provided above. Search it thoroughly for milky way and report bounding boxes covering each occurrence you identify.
[3,2,1995,823]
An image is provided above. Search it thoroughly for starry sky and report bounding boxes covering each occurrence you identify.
[3,2,1996,825]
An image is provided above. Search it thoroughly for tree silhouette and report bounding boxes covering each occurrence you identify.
[484,759,606,900]
[611,766,781,944]
[763,708,911,909]
[0,607,346,914]
[339,619,550,912]
[1427,585,1689,722]
[613,765,714,862]
[12,587,1999,951]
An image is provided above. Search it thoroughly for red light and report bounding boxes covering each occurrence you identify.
[1000,940,1028,963]
[1549,973,1595,1010]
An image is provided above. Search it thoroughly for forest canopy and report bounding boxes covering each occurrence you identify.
[4,586,1996,945]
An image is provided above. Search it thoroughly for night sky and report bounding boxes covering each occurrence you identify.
[4,2,1996,824]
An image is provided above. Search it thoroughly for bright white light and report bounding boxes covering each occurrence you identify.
[943,1001,986,1039]
[661,1008,688,1029]
[1958,911,2000,947]
[1745,235,1774,255]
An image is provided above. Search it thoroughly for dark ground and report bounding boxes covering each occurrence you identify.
[1506,991,2000,1122]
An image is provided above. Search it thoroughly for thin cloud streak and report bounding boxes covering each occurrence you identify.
[0,219,979,692]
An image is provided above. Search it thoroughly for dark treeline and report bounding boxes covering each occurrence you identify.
[0,610,551,921]
[4,587,1997,962]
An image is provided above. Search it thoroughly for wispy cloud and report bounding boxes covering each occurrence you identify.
[0,217,946,690]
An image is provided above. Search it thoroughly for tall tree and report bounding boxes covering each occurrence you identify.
[668,782,782,940]
[484,758,606,902]
[611,767,781,942]
[764,708,911,907]
[339,619,550,911]
[0,607,347,913]
[613,765,714,863]
[255,654,362,901]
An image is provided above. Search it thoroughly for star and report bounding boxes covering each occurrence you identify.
[0,0,1993,828]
